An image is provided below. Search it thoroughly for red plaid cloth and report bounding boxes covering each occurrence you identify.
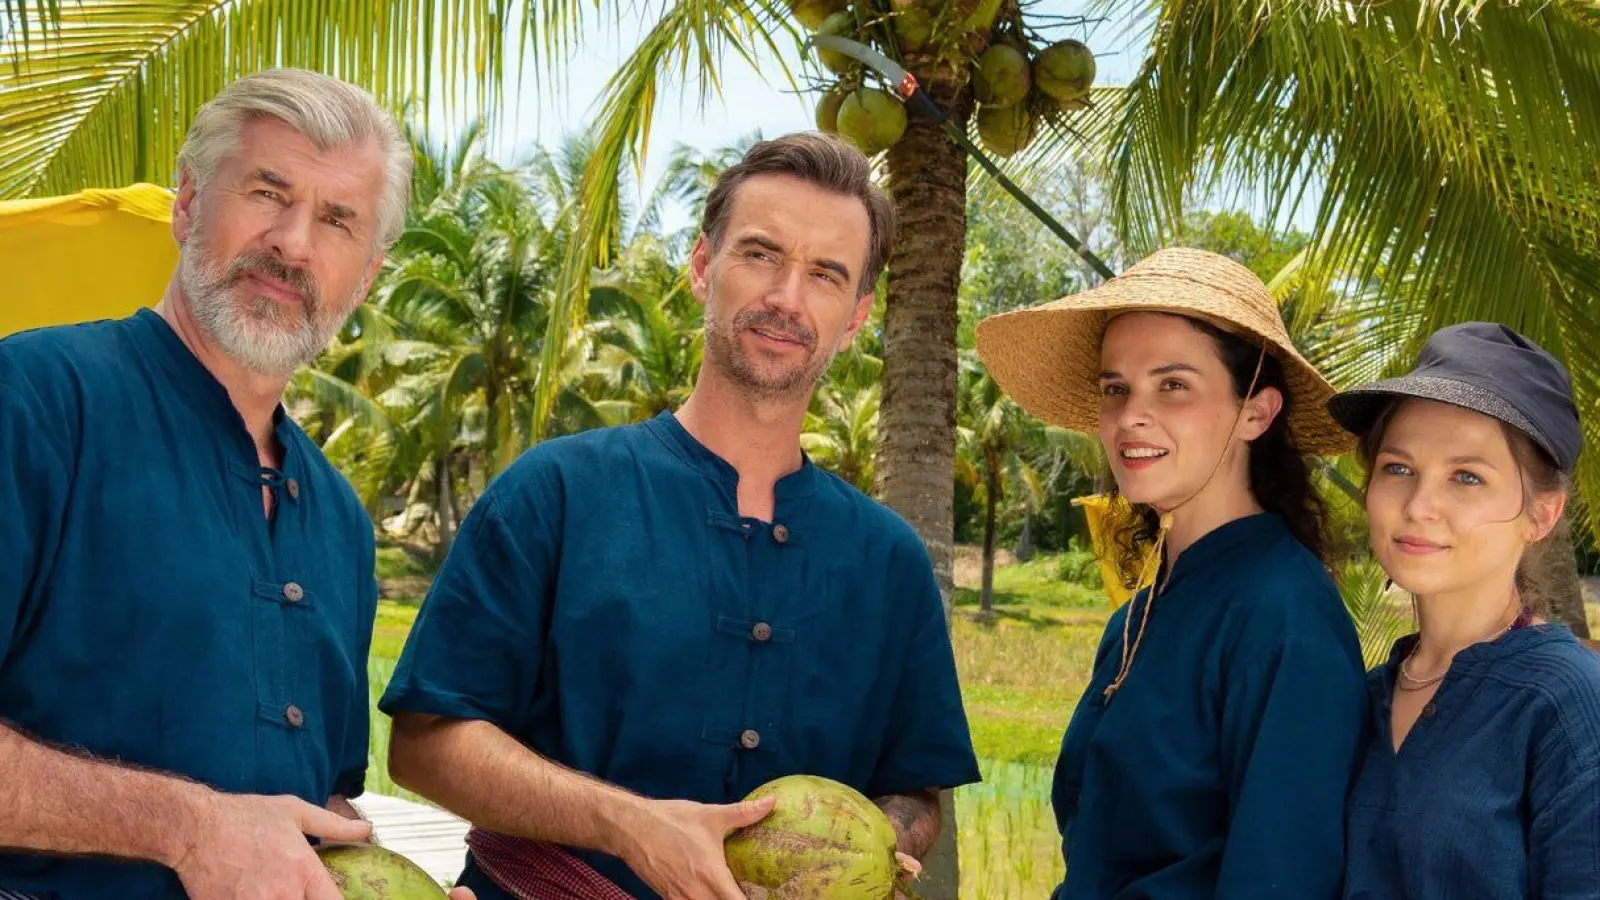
[466,827,636,900]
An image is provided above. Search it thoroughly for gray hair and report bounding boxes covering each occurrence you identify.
[177,68,412,247]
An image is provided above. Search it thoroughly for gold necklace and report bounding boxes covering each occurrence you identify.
[1397,619,1514,691]
[1397,591,1521,692]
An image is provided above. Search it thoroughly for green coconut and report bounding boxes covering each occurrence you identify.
[972,43,1030,109]
[976,102,1037,157]
[836,88,908,155]
[789,0,849,31]
[1034,39,1096,104]
[317,843,447,900]
[815,85,847,133]
[954,0,1003,34]
[815,11,859,75]
[894,6,933,51]
[725,775,900,900]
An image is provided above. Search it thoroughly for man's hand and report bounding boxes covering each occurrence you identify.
[618,795,777,900]
[168,792,372,900]
[447,890,476,899]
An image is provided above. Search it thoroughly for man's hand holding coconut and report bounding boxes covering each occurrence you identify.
[378,133,982,900]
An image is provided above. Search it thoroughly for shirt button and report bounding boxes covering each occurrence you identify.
[286,478,300,500]
[772,524,790,544]
[739,729,761,750]
[752,622,773,642]
[285,704,305,728]
[1422,701,1437,717]
[283,582,304,603]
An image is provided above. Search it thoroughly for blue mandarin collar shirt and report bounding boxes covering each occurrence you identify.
[380,411,981,900]
[1344,625,1600,900]
[1051,513,1368,900]
[1,310,377,899]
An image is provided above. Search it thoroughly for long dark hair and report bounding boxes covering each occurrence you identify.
[1100,317,1332,590]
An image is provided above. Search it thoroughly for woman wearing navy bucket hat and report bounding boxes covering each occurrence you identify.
[1330,322,1600,899]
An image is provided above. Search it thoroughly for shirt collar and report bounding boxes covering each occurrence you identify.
[644,410,818,501]
[1381,622,1576,672]
[1164,512,1289,589]
[132,307,300,464]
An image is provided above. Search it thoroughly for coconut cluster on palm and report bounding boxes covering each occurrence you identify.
[792,0,1097,159]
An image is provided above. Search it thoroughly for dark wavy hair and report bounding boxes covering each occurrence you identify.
[1099,317,1332,589]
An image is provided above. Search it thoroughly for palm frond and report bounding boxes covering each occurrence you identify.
[291,366,396,435]
[0,0,525,199]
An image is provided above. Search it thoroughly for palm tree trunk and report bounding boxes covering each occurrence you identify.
[875,70,971,900]
[981,457,999,616]
[1015,507,1035,562]
[436,454,458,559]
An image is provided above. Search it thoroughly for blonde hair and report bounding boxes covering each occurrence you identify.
[177,68,412,246]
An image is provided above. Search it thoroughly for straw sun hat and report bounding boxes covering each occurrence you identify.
[973,246,1354,457]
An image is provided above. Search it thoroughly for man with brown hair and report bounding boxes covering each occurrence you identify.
[379,132,980,900]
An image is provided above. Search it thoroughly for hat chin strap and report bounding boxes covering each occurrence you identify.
[1104,339,1269,699]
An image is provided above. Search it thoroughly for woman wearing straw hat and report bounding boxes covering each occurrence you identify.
[1326,322,1600,899]
[974,247,1367,899]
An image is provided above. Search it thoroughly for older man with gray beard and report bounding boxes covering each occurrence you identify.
[0,69,474,900]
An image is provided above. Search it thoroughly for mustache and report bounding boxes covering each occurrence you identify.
[735,308,815,349]
[226,251,321,311]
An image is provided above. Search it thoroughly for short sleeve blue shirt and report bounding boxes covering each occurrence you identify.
[1051,513,1368,900]
[0,310,377,899]
[380,411,981,899]
[1344,625,1600,900]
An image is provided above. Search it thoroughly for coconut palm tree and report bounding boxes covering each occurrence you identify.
[802,380,882,493]
[584,234,706,421]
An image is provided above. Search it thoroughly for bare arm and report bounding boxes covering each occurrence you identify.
[0,721,206,865]
[873,788,942,861]
[389,713,775,900]
[0,721,371,900]
[388,713,646,856]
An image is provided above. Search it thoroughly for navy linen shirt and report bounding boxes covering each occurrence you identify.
[1051,513,1367,900]
[379,411,981,900]
[0,310,377,899]
[1344,626,1600,900]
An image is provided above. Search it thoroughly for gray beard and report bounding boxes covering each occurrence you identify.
[178,218,359,378]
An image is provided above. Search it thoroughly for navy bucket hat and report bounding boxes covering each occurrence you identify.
[1326,322,1582,472]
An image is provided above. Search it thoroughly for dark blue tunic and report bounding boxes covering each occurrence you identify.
[1344,625,1600,899]
[1051,513,1367,899]
[380,411,981,899]
[0,310,376,899]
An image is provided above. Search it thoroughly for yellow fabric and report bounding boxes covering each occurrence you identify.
[1074,493,1139,607]
[0,183,177,338]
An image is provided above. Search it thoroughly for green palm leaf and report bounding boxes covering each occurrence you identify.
[0,0,518,199]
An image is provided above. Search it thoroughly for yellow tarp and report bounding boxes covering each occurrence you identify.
[0,183,176,338]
